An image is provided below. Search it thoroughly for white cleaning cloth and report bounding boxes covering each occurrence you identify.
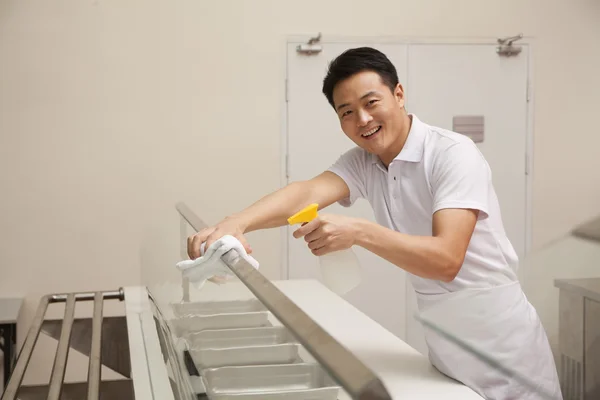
[175,235,259,289]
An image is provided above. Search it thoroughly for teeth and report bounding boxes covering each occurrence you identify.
[362,126,380,137]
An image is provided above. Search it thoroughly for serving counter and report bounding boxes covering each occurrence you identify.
[1,203,484,400]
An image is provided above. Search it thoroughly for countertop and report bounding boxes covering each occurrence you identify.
[572,214,600,243]
[555,277,600,303]
[273,279,484,399]
[178,278,483,399]
[0,297,23,324]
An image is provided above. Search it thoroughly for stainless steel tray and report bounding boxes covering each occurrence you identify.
[186,326,296,349]
[201,363,340,400]
[171,311,271,336]
[189,343,301,370]
[171,299,267,317]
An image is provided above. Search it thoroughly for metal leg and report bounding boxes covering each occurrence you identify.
[2,324,14,389]
[11,324,16,372]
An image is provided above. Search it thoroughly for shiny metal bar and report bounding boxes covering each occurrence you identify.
[47,293,77,400]
[176,202,208,233]
[87,292,104,400]
[50,289,124,303]
[175,202,393,400]
[177,201,204,302]
[180,214,191,302]
[1,296,50,400]
[222,251,391,399]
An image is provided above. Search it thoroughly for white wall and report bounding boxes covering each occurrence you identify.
[0,0,599,383]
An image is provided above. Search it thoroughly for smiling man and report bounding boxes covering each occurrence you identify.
[188,47,562,399]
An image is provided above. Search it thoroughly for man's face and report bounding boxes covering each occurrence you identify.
[332,71,407,165]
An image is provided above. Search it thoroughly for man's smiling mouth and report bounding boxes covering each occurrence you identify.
[362,126,381,138]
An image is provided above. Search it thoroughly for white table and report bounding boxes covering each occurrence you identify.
[0,298,22,388]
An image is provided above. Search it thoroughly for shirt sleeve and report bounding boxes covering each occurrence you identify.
[327,147,368,207]
[431,141,491,218]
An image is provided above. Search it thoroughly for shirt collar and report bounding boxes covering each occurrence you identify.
[371,114,426,166]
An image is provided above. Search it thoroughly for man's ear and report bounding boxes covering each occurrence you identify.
[394,83,405,108]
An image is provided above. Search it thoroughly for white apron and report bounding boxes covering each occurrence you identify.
[417,281,563,400]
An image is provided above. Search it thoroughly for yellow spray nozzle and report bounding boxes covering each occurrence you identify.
[287,203,319,225]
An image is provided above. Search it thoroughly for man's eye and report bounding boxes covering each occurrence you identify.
[342,110,352,117]
[368,99,378,105]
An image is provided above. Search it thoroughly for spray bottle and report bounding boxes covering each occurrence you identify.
[287,203,361,295]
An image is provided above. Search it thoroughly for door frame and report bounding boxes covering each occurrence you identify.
[280,35,535,284]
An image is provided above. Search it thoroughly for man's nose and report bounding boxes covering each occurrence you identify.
[357,109,373,127]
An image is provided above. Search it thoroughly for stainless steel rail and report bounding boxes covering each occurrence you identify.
[87,292,104,400]
[176,201,393,400]
[47,294,76,400]
[1,289,124,400]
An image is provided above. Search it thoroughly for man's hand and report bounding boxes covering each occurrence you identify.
[292,214,359,256]
[187,217,251,260]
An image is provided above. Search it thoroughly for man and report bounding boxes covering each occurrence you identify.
[188,47,562,399]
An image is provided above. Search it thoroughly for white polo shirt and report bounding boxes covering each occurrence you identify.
[328,114,519,295]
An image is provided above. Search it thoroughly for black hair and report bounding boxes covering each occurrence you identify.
[322,47,400,109]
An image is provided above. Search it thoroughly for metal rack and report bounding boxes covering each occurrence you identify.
[1,289,127,400]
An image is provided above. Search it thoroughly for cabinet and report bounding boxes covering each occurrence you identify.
[555,215,600,400]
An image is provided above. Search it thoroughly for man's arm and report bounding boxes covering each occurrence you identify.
[187,171,349,259]
[294,207,478,282]
[294,141,487,282]
[354,208,478,282]
[237,171,349,233]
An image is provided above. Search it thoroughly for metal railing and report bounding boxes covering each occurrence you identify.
[176,201,393,400]
[1,289,124,400]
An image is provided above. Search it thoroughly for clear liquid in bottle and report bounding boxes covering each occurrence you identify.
[318,247,361,295]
